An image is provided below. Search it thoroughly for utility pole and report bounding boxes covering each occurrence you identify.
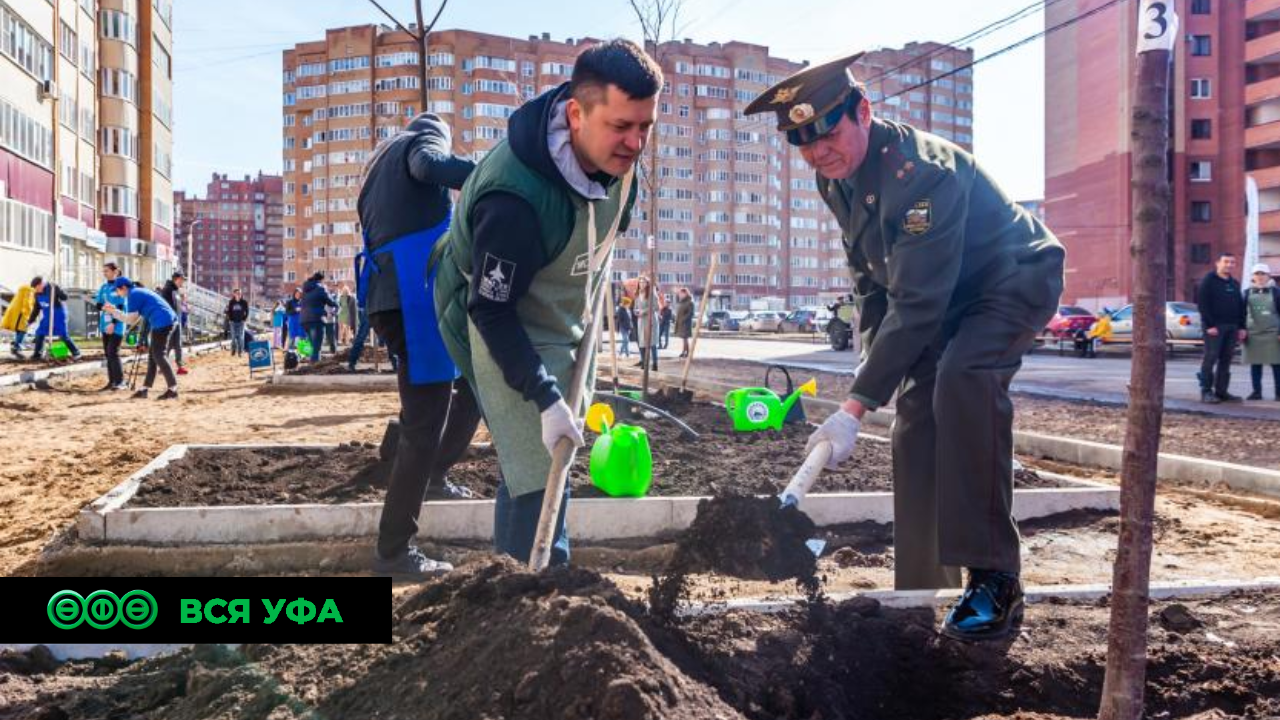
[1097,3,1177,720]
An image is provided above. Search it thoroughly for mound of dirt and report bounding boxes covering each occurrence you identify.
[650,495,822,620]
[4,566,1279,720]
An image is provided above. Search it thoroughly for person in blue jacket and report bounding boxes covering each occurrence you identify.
[94,262,128,390]
[284,288,304,351]
[28,277,81,361]
[300,272,337,362]
[104,277,179,400]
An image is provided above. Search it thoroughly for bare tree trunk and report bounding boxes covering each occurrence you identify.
[414,0,430,110]
[1097,10,1174,720]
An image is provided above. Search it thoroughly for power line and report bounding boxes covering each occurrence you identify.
[861,0,1072,88]
[885,0,1133,101]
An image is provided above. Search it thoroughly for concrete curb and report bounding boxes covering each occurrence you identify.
[0,341,229,390]
[682,577,1280,615]
[265,372,397,392]
[79,443,1118,545]
[622,368,1280,498]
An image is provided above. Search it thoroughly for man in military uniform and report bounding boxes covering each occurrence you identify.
[746,54,1064,641]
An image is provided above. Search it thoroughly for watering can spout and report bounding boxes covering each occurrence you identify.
[780,378,818,417]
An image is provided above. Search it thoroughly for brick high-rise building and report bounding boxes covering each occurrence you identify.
[0,0,177,334]
[281,27,974,308]
[174,172,284,306]
[1045,0,1274,308]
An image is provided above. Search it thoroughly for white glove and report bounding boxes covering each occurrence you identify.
[804,409,861,471]
[540,398,585,456]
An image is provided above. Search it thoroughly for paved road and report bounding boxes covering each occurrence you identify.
[628,336,1280,421]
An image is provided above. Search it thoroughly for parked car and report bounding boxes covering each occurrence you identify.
[1043,305,1097,340]
[1106,302,1202,342]
[779,308,831,334]
[704,310,739,331]
[742,311,786,333]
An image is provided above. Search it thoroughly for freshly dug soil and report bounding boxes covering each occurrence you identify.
[4,560,1279,720]
[288,348,394,376]
[649,495,822,620]
[126,403,1063,508]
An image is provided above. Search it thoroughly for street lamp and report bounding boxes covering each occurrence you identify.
[184,217,206,288]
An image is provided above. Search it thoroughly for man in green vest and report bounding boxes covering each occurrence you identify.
[747,54,1065,641]
[434,39,655,566]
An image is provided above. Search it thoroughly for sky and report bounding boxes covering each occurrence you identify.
[173,0,1048,200]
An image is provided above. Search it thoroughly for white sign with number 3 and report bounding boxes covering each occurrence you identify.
[1136,0,1179,55]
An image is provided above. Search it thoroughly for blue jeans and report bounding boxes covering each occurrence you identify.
[304,322,325,362]
[230,321,246,355]
[11,330,26,354]
[619,333,631,356]
[493,479,569,567]
[348,309,371,368]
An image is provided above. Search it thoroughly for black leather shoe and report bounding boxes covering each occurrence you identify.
[941,569,1024,642]
[1218,392,1243,403]
[1248,390,1263,401]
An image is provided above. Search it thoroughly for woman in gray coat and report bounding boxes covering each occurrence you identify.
[1243,263,1280,400]
[674,288,694,358]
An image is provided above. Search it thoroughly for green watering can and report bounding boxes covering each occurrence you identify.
[724,377,817,432]
[585,403,653,497]
[295,337,314,358]
[47,340,71,360]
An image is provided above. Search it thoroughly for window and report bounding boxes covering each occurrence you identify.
[1190,78,1211,99]
[1191,201,1212,223]
[1190,243,1211,264]
[1191,0,1210,14]
[1,6,54,80]
[1190,35,1212,56]
[99,68,138,102]
[1189,161,1212,182]
[1191,119,1212,139]
[522,60,534,77]
[100,126,138,159]
[98,9,137,45]
[101,185,138,218]
[328,56,370,73]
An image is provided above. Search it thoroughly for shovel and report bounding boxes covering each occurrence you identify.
[778,440,833,558]
[664,255,719,404]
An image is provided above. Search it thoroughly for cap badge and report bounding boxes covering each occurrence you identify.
[772,84,802,104]
[789,103,815,124]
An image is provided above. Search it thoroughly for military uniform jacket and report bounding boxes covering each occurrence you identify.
[819,119,1064,409]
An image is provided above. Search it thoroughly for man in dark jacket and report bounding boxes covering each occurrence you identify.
[159,272,188,374]
[225,289,250,356]
[300,272,337,362]
[434,40,651,567]
[1196,252,1248,403]
[747,53,1064,640]
[356,112,481,578]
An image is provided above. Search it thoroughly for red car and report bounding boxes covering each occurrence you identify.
[1043,305,1097,339]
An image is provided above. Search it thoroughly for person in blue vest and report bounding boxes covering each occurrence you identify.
[356,112,482,578]
[94,262,128,390]
[28,277,82,361]
[103,277,179,400]
[284,288,304,351]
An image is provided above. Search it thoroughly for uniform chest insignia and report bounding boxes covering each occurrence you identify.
[772,85,801,104]
[789,103,815,124]
[903,200,932,235]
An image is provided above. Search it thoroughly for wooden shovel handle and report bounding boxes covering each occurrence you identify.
[680,255,718,392]
[780,441,832,507]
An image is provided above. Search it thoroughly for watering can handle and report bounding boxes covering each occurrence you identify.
[765,364,794,397]
[779,441,832,508]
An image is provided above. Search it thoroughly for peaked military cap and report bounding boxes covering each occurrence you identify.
[744,51,865,146]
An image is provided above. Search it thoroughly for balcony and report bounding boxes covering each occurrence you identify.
[1247,30,1280,65]
[1248,164,1280,190]
[1248,0,1280,22]
[1247,75,1280,106]
[1263,210,1280,234]
[1246,120,1280,149]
